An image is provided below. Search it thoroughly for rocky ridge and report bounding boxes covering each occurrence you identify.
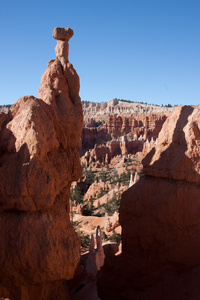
[83,99,174,122]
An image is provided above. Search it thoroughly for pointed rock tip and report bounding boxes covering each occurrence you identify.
[52,27,74,41]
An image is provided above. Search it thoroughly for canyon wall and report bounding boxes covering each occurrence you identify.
[103,113,167,139]
[98,105,200,299]
[81,113,168,155]
[81,137,146,167]
[0,27,83,299]
[82,99,174,119]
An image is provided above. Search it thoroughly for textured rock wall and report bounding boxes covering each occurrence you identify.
[82,99,174,118]
[104,114,167,139]
[81,113,167,154]
[81,138,144,167]
[0,27,83,299]
[97,106,200,299]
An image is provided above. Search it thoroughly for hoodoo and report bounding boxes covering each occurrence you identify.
[0,27,83,299]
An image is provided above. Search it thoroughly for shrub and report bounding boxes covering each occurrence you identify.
[103,191,121,215]
[70,185,83,205]
[99,169,109,184]
[71,220,78,227]
[85,168,96,186]
[109,231,121,244]
[77,231,90,251]
[82,205,94,216]
[94,211,105,217]
[102,231,108,241]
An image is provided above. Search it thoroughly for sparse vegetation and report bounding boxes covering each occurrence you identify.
[97,187,108,198]
[70,185,83,205]
[84,168,96,186]
[0,104,11,109]
[77,231,90,252]
[70,117,146,254]
[69,99,178,256]
[109,230,121,244]
[102,190,122,215]
[102,231,108,241]
[138,168,144,177]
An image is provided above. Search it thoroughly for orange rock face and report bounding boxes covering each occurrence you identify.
[143,106,200,182]
[97,106,200,299]
[81,138,145,168]
[0,27,83,299]
[102,114,167,140]
[81,113,168,155]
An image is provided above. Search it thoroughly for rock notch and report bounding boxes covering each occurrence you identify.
[0,27,83,299]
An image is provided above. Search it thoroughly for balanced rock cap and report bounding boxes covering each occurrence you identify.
[52,27,74,41]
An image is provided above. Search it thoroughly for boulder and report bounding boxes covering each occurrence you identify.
[53,27,74,41]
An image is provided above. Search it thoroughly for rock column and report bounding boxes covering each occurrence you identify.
[0,27,83,299]
[86,226,105,278]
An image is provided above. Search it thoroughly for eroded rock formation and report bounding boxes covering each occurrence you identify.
[97,105,200,299]
[81,113,168,155]
[86,226,105,278]
[103,114,167,140]
[0,27,83,299]
[81,135,156,168]
[82,99,174,118]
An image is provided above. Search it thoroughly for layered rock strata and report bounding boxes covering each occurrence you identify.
[81,136,156,168]
[81,113,167,155]
[97,106,200,299]
[0,27,83,299]
[82,99,174,118]
[103,114,167,139]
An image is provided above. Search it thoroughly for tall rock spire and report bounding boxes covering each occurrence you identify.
[0,27,83,299]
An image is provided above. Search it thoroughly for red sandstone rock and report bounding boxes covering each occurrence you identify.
[97,105,200,299]
[53,27,74,41]
[86,226,105,278]
[103,114,167,140]
[143,105,200,183]
[83,181,107,202]
[0,27,83,299]
[81,137,145,168]
[81,113,168,156]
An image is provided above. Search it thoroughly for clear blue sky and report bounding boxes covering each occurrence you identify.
[1,0,200,106]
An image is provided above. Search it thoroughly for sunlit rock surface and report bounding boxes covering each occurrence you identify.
[0,27,83,299]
